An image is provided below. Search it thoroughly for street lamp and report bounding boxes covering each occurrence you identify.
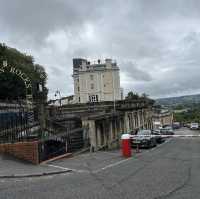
[55,90,62,106]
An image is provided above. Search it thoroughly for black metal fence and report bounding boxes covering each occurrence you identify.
[37,119,90,162]
[0,101,90,162]
[45,118,90,151]
[0,101,40,143]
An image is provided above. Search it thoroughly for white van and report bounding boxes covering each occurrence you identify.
[190,123,199,130]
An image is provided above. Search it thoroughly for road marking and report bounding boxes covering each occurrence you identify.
[94,138,173,173]
[47,164,88,173]
[48,139,173,175]
[93,158,132,173]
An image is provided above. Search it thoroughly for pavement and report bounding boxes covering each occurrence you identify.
[0,143,148,178]
[1,128,200,199]
[0,140,144,178]
[0,147,139,178]
[0,155,72,178]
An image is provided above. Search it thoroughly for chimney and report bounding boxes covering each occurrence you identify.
[105,58,112,68]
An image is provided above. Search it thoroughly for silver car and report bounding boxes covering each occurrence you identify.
[131,130,157,148]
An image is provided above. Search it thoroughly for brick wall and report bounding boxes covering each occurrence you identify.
[0,141,39,164]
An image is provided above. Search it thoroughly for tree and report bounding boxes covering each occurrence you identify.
[125,91,139,100]
[0,43,48,101]
[141,93,149,99]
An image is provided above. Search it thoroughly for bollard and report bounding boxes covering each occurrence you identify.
[136,144,140,153]
[121,134,132,158]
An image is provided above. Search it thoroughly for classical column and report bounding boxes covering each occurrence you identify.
[110,120,113,141]
[103,120,108,147]
[96,125,102,148]
[141,110,145,129]
[83,120,97,152]
[137,111,141,128]
[142,110,145,129]
[131,112,135,129]
[135,112,137,129]
[119,118,124,134]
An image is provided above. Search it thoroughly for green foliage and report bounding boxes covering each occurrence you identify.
[0,43,48,101]
[125,91,139,100]
[0,71,26,99]
[175,104,184,110]
[174,105,200,123]
[125,91,155,105]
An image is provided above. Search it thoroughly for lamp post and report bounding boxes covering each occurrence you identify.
[37,82,46,131]
[55,90,62,107]
[112,70,116,112]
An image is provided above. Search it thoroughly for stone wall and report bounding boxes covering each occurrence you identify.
[48,99,154,152]
[0,141,39,164]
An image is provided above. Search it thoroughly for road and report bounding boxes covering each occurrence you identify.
[1,128,200,199]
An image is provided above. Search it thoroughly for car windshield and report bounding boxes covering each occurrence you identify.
[137,130,151,135]
[163,126,172,129]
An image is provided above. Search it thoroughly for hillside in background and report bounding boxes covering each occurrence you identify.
[156,94,200,108]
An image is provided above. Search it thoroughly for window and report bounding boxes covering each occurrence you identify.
[77,86,80,91]
[79,97,80,102]
[90,74,93,80]
[91,83,94,89]
[89,95,99,102]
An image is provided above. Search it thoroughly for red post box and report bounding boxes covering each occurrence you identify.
[121,134,132,158]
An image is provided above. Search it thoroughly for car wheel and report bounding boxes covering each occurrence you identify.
[149,141,153,148]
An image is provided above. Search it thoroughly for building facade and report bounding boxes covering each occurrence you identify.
[153,109,173,129]
[72,58,122,103]
[48,99,154,151]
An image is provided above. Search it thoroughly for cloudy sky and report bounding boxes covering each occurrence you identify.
[1,0,200,99]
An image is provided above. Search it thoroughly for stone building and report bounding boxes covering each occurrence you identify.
[46,58,155,153]
[153,109,173,129]
[72,58,123,103]
[48,99,154,151]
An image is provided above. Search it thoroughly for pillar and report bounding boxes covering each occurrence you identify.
[125,112,130,133]
[82,120,97,152]
[137,111,141,128]
[96,125,102,148]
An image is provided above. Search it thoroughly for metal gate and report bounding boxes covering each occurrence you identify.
[0,100,39,143]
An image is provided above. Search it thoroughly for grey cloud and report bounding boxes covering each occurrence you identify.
[121,61,152,82]
[0,0,104,46]
[1,0,200,98]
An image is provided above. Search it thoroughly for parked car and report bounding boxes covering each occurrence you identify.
[190,123,199,130]
[173,122,181,129]
[183,123,191,128]
[160,126,174,135]
[152,130,165,144]
[131,129,157,148]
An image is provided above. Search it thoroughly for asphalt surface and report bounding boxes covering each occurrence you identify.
[1,128,200,199]
[0,154,71,177]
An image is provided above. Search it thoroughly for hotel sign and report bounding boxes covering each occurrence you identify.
[0,61,32,89]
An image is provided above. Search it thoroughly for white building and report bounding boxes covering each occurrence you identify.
[72,58,123,103]
[48,95,75,106]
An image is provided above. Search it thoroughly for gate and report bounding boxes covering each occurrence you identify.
[0,100,40,143]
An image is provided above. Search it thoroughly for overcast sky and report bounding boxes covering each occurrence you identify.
[1,0,200,99]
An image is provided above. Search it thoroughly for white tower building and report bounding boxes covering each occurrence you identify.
[72,58,122,103]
